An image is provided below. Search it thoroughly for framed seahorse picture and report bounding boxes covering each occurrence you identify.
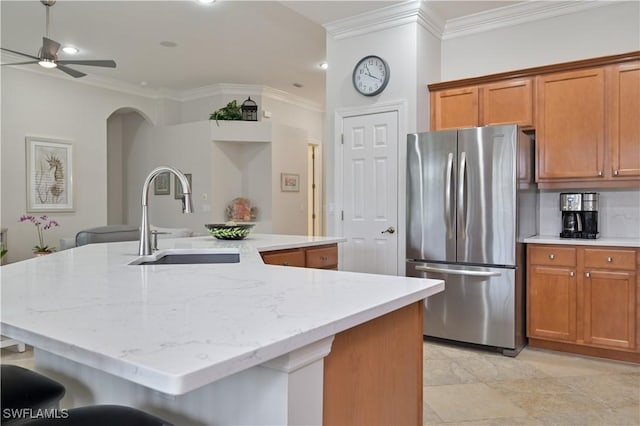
[26,137,74,212]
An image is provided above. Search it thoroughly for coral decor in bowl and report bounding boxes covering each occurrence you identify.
[205,223,254,240]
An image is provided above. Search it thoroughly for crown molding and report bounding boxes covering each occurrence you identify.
[324,1,432,40]
[323,0,617,42]
[1,57,324,112]
[442,1,612,40]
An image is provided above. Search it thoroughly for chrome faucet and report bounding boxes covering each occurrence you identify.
[138,166,193,256]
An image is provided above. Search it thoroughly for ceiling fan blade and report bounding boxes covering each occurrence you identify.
[1,47,40,60]
[42,37,60,60]
[56,59,116,68]
[57,64,86,78]
[1,61,40,66]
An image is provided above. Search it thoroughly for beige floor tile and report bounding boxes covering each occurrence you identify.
[516,347,640,377]
[532,409,610,425]
[599,405,640,425]
[445,417,546,425]
[427,340,496,359]
[458,353,549,383]
[424,358,480,386]
[423,400,444,425]
[423,342,451,360]
[1,346,35,369]
[424,382,528,422]
[486,377,607,416]
[557,373,640,408]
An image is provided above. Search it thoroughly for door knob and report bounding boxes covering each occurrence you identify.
[381,226,395,234]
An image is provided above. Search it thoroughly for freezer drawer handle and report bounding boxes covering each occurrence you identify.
[416,265,501,277]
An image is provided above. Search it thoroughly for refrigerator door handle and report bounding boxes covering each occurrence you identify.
[445,153,454,239]
[457,151,467,240]
[416,265,502,277]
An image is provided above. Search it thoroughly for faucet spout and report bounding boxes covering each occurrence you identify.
[139,166,194,256]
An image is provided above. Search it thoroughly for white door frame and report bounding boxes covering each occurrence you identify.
[334,99,408,275]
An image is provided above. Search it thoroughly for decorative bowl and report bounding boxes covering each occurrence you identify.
[205,223,254,240]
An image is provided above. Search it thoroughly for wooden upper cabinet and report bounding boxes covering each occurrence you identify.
[536,68,606,181]
[609,61,640,179]
[430,86,479,130]
[480,78,534,128]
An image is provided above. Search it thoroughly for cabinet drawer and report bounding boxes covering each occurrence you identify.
[529,245,576,267]
[306,245,338,269]
[584,248,636,271]
[261,250,306,267]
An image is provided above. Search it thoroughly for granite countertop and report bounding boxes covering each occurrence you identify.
[0,234,444,395]
[524,235,640,248]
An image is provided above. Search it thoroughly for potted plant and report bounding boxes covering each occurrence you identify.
[209,100,242,126]
[19,214,60,255]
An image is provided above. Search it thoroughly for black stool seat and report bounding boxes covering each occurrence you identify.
[23,405,174,426]
[1,365,66,411]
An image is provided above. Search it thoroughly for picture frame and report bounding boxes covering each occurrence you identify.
[26,137,74,212]
[174,173,192,199]
[154,172,171,195]
[280,173,300,192]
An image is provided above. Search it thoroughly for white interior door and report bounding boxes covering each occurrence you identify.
[341,111,398,275]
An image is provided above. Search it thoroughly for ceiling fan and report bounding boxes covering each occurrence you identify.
[0,0,116,78]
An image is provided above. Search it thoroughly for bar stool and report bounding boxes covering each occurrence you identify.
[23,405,174,425]
[1,364,66,424]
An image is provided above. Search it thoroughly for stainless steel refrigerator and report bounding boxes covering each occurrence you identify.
[406,125,537,356]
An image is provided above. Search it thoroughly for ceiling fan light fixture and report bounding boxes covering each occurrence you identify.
[38,59,57,69]
[62,46,79,54]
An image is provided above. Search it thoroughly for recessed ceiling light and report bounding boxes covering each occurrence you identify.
[62,46,79,54]
[197,0,215,4]
[140,81,148,87]
[160,41,178,48]
[319,62,328,70]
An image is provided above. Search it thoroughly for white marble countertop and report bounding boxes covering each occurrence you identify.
[524,235,640,248]
[0,234,444,395]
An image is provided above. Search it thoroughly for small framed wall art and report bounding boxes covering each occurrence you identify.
[26,136,74,212]
[154,172,171,195]
[280,173,300,192]
[174,173,192,199]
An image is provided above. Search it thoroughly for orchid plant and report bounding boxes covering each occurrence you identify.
[19,214,60,253]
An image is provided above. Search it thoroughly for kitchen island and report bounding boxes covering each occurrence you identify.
[0,234,444,425]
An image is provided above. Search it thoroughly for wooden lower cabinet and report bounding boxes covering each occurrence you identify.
[527,244,639,363]
[260,244,338,270]
[323,301,423,425]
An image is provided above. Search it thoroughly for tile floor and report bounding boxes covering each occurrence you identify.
[2,340,639,425]
[423,340,640,425]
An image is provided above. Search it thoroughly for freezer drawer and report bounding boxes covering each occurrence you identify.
[407,261,517,349]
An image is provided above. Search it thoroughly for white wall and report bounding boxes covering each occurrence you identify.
[0,68,158,262]
[441,2,640,81]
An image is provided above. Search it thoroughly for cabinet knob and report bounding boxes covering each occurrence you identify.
[598,171,603,177]
[321,256,328,261]
[614,169,619,176]
[607,256,613,263]
[585,272,591,278]
[569,271,575,277]
[549,254,555,260]
[283,262,289,266]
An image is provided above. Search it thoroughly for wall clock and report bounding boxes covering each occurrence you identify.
[352,55,390,96]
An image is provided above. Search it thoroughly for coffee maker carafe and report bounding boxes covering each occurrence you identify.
[559,192,599,239]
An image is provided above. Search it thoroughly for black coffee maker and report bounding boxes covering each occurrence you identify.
[559,192,599,239]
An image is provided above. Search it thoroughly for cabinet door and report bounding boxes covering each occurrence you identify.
[480,78,534,128]
[527,265,577,342]
[305,245,338,269]
[536,68,605,181]
[610,61,640,179]
[430,87,479,130]
[583,269,637,350]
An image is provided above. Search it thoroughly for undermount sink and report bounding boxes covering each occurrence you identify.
[128,248,240,265]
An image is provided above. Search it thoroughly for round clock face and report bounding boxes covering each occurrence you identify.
[352,55,390,96]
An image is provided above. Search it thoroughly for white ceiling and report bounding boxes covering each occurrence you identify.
[1,1,523,105]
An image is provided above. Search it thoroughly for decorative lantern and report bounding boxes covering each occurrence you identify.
[241,97,258,121]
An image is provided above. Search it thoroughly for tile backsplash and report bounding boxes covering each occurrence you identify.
[539,188,640,239]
